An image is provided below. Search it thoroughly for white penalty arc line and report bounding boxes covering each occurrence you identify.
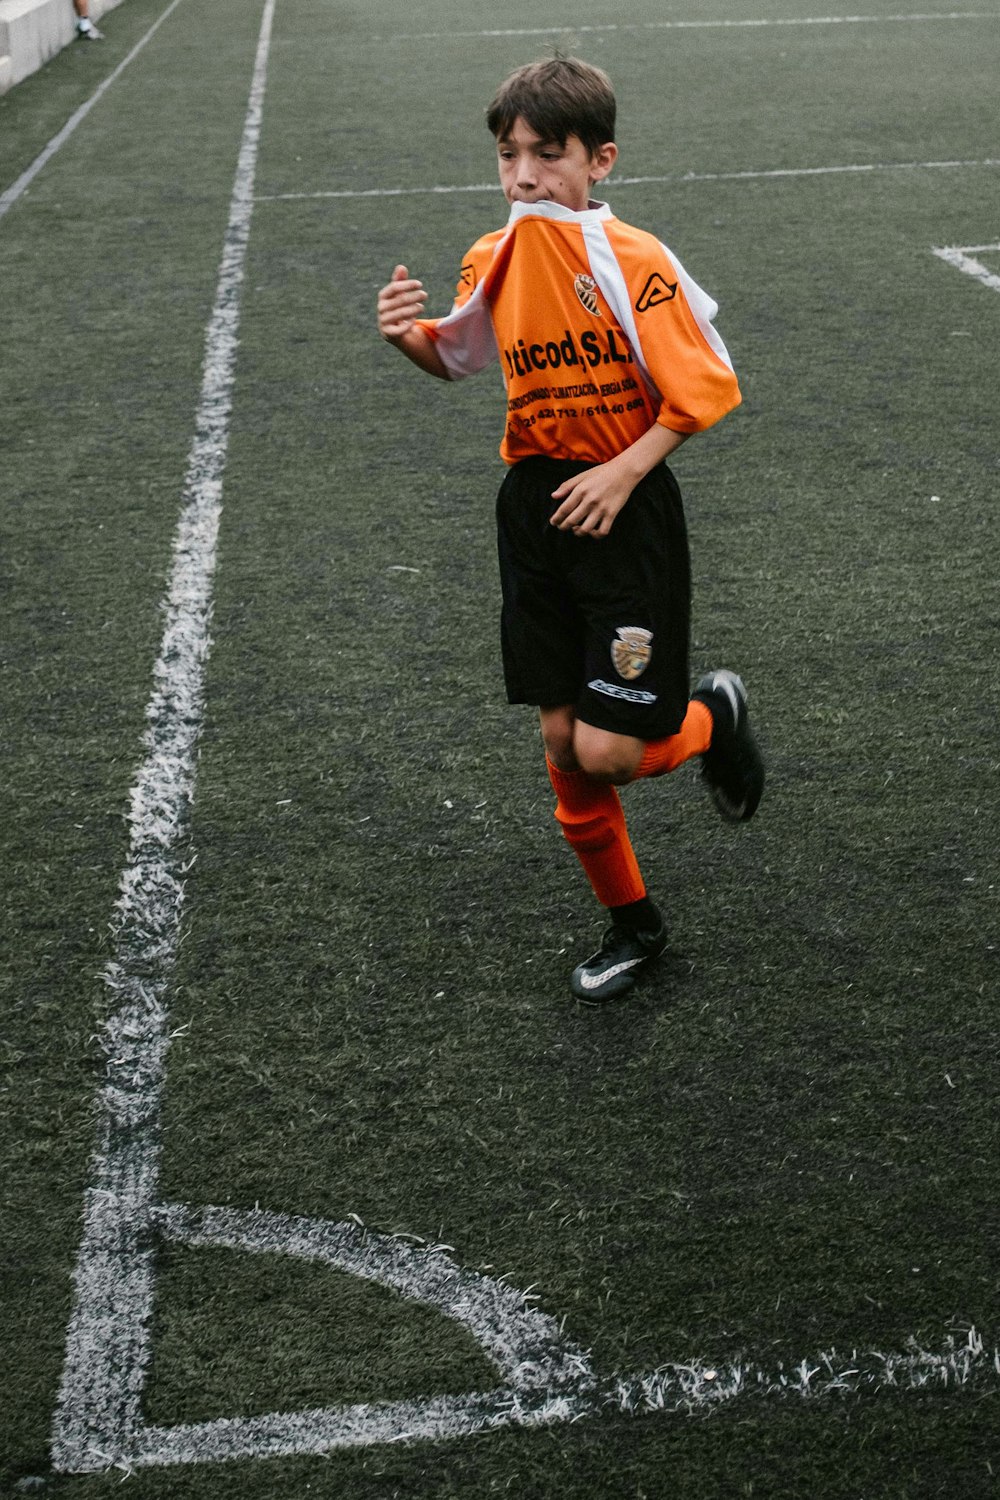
[383,11,997,40]
[0,0,188,222]
[50,0,278,1472]
[257,156,1000,203]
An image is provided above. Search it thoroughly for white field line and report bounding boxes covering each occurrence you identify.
[384,11,997,40]
[75,1323,1000,1470]
[256,156,1000,203]
[151,1203,596,1397]
[121,1203,597,1469]
[50,0,278,1473]
[0,0,188,223]
[608,1328,1000,1412]
[131,1390,583,1468]
[932,241,1000,290]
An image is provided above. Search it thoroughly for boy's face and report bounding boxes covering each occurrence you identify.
[496,117,617,212]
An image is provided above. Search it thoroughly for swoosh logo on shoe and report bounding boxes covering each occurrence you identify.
[580,957,645,990]
[709,670,743,720]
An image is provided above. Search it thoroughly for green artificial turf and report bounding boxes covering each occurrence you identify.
[2,0,998,1495]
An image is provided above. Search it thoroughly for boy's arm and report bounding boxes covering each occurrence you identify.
[549,422,689,540]
[377,264,451,381]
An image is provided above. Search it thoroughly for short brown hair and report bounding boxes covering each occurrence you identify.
[486,57,616,156]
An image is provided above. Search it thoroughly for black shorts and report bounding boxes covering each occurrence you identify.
[496,456,692,739]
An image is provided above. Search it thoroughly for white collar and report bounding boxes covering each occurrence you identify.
[506,198,614,227]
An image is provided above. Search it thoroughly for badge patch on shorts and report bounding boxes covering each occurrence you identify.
[611,626,653,680]
[574,273,601,315]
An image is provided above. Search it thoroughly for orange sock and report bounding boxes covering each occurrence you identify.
[634,699,713,779]
[546,757,646,908]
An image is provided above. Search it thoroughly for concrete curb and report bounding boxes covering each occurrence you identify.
[0,0,125,93]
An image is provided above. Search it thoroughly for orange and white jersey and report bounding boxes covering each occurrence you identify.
[416,198,741,466]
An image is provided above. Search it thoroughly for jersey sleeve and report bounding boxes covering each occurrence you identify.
[585,221,742,433]
[414,233,504,381]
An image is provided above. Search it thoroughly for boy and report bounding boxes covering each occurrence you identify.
[376,57,763,1003]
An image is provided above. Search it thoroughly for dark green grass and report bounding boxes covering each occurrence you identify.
[2,0,1000,1494]
[256,0,1000,199]
[144,1244,499,1424]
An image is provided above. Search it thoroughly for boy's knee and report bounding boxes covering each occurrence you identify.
[573,724,644,784]
[574,748,632,784]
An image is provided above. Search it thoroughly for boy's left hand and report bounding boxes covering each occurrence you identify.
[550,463,633,540]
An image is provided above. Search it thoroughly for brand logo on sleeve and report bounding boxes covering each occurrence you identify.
[635,273,677,312]
[574,273,601,315]
[459,263,477,289]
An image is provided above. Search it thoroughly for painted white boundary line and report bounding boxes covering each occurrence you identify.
[932,241,1000,290]
[50,0,278,1472]
[257,156,1000,203]
[386,12,995,40]
[72,1313,1000,1471]
[0,0,188,223]
[608,1329,1000,1413]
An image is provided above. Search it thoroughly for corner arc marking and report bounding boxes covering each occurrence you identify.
[152,1202,596,1396]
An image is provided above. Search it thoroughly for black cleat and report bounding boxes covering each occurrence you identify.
[570,914,668,1004]
[692,669,765,822]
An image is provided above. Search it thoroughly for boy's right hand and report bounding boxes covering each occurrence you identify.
[377,265,428,342]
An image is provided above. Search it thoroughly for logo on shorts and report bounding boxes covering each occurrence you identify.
[635,273,677,312]
[574,273,601,315]
[588,679,657,705]
[611,626,653,680]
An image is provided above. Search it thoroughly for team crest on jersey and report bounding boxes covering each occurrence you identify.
[611,626,653,680]
[635,273,677,312]
[574,273,601,315]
